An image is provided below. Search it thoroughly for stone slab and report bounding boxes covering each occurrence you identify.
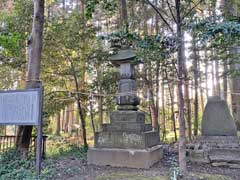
[105,122,146,132]
[95,131,160,149]
[186,149,210,164]
[87,145,163,169]
[209,148,240,163]
[110,111,145,124]
[196,136,240,142]
[103,123,152,133]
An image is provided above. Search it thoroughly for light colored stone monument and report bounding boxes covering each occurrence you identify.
[87,48,163,169]
[186,96,240,168]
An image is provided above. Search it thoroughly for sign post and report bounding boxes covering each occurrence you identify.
[0,88,43,177]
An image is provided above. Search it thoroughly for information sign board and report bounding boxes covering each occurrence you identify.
[0,89,41,125]
[0,88,43,177]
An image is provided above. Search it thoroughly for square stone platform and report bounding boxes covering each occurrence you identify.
[88,145,163,169]
[186,136,240,168]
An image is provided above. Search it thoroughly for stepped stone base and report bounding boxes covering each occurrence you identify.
[95,111,160,149]
[186,136,240,168]
[88,145,163,169]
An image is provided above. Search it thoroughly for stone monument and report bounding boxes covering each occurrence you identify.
[88,48,163,169]
[186,96,240,168]
[202,96,237,136]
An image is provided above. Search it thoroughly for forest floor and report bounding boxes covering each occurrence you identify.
[1,137,238,180]
[51,144,238,180]
[52,155,238,180]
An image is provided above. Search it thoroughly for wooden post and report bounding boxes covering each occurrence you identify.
[36,86,43,177]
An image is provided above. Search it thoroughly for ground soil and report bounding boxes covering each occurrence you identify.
[52,148,240,180]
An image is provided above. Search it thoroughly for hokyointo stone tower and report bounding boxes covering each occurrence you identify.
[87,48,163,168]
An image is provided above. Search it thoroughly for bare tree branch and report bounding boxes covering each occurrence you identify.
[182,0,203,21]
[145,0,174,33]
[166,0,177,23]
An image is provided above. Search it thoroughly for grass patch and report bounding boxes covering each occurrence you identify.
[96,172,168,180]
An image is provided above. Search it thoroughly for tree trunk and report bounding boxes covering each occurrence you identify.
[65,106,70,133]
[223,0,240,128]
[16,0,44,155]
[211,59,216,96]
[231,47,240,129]
[70,60,88,148]
[89,95,96,134]
[199,71,204,112]
[69,104,74,134]
[55,112,61,135]
[149,89,158,130]
[215,58,221,96]
[161,81,166,140]
[155,0,159,34]
[120,0,128,27]
[223,59,228,100]
[193,34,199,136]
[205,49,209,98]
[143,1,148,35]
[96,66,103,129]
[183,47,191,140]
[165,69,177,142]
[61,109,65,132]
[80,0,85,19]
[176,0,187,174]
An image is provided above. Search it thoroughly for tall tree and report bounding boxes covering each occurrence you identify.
[175,0,187,173]
[192,34,199,136]
[16,0,45,154]
[224,0,240,128]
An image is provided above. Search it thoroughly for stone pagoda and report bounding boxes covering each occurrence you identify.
[88,48,163,169]
[186,96,240,168]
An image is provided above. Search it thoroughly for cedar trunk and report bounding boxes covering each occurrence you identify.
[16,0,44,154]
[176,0,187,174]
[193,34,199,136]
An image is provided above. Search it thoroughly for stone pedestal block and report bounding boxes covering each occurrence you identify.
[88,145,163,169]
[110,111,145,124]
[95,131,160,149]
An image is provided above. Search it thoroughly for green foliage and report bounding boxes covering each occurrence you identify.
[86,0,118,19]
[46,135,88,160]
[192,17,240,45]
[168,157,183,180]
[0,0,32,60]
[42,11,97,117]
[0,138,88,180]
[0,149,55,180]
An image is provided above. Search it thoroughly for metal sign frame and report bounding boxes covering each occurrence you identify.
[0,87,43,177]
